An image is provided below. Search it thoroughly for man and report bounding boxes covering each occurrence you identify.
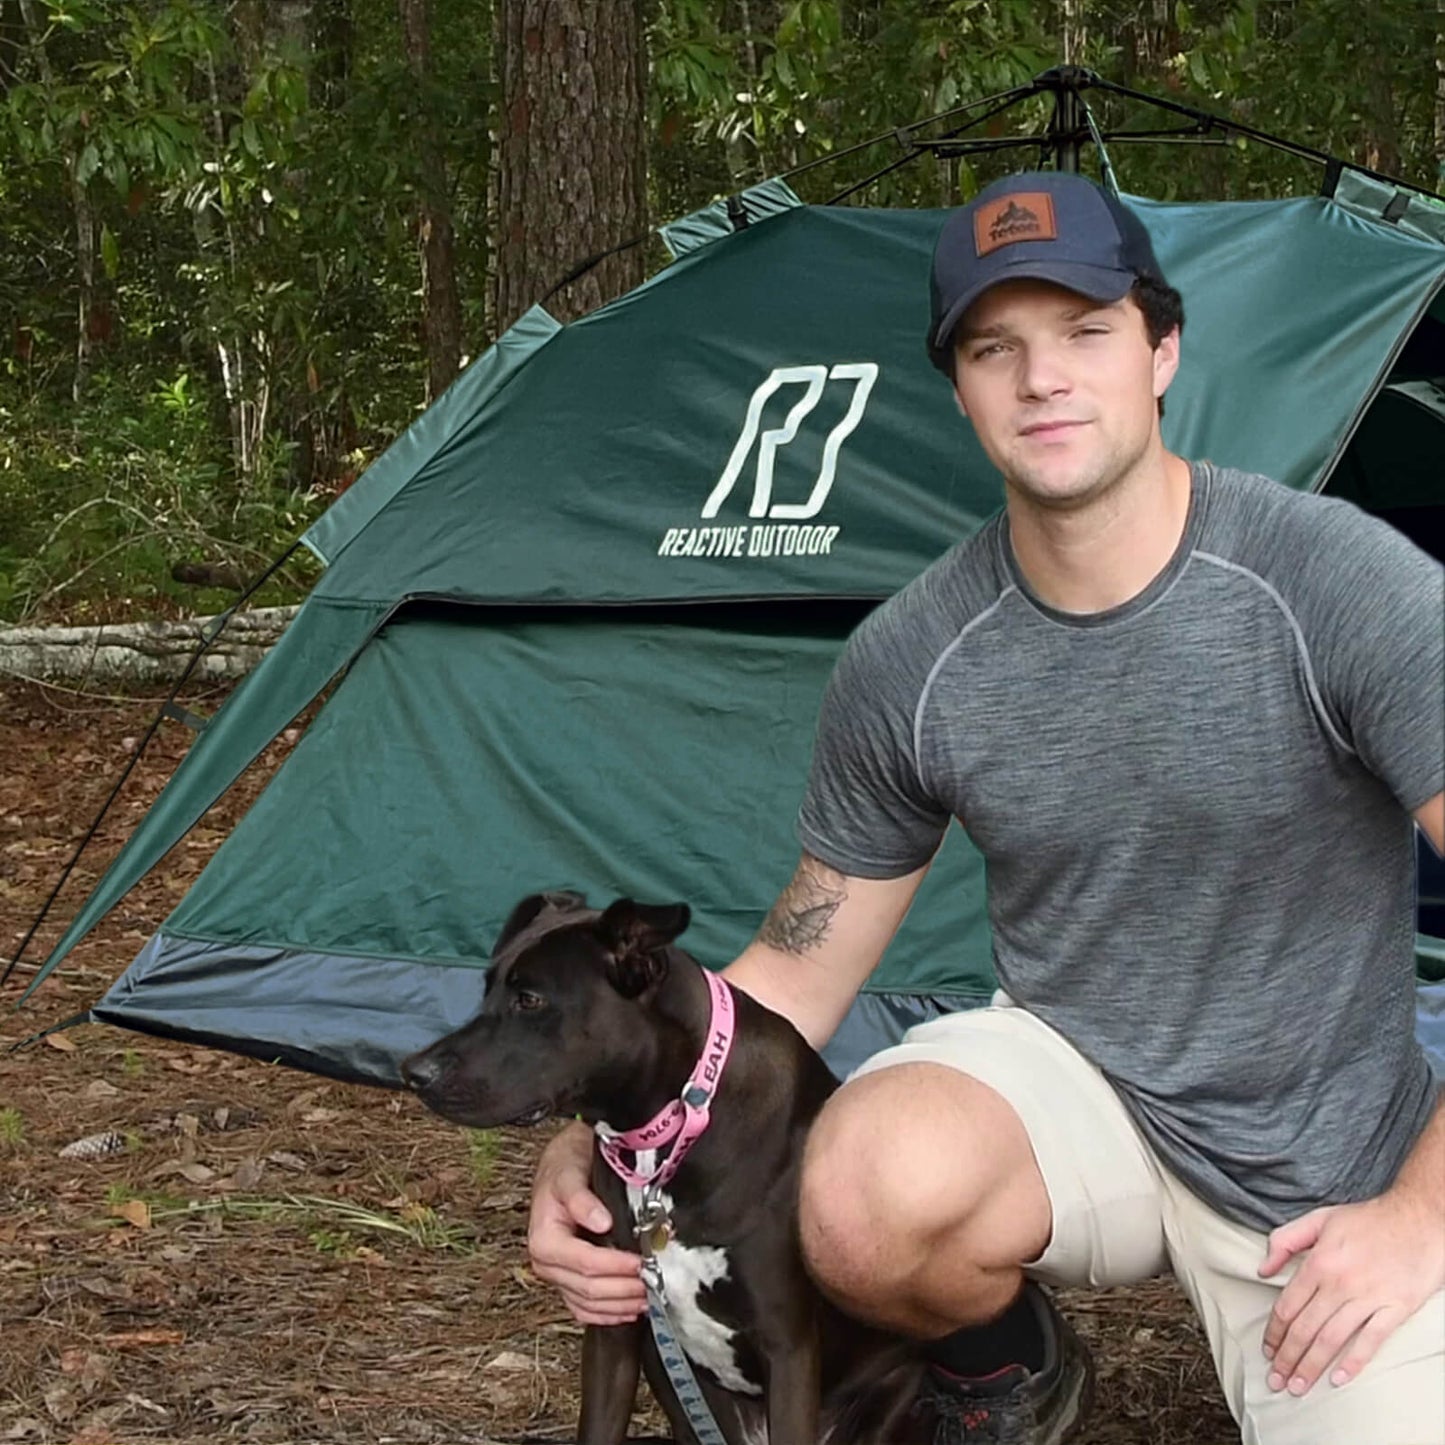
[529,171,1445,1444]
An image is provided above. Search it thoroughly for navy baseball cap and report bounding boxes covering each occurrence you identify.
[927,171,1169,374]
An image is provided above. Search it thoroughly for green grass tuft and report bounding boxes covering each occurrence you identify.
[465,1128,499,1188]
[0,1107,24,1147]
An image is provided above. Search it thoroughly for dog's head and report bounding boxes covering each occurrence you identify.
[400,891,691,1128]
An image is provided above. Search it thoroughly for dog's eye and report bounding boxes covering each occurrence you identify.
[513,990,546,1013]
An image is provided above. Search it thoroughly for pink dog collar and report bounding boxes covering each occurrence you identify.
[596,968,736,1192]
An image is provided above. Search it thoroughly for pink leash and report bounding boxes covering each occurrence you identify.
[595,968,736,1192]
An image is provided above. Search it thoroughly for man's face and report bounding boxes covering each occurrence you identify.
[951,278,1179,510]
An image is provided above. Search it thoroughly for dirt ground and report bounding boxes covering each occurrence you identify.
[0,677,1241,1445]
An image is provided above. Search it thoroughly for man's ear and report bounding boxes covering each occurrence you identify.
[492,890,588,959]
[597,899,690,998]
[1152,325,1181,401]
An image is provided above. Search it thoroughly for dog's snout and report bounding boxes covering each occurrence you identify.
[400,1048,444,1092]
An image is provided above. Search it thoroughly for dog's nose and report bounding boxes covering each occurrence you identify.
[400,1050,442,1092]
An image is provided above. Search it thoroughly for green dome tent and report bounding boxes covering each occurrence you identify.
[15,164,1445,1084]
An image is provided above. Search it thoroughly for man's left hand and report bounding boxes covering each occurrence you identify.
[1258,1193,1445,1396]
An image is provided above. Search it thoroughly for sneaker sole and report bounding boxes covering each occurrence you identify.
[1045,1340,1097,1445]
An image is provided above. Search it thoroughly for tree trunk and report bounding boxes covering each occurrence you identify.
[398,0,462,401]
[1061,0,1086,67]
[200,46,251,483]
[17,0,94,402]
[69,169,96,403]
[312,0,354,112]
[1117,0,1172,81]
[219,0,313,485]
[232,0,315,74]
[1361,55,1401,179]
[490,0,648,333]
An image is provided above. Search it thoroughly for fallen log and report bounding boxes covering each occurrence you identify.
[0,606,299,686]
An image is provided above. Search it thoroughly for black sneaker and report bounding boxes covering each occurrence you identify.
[922,1283,1095,1444]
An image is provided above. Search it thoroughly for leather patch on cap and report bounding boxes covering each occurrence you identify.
[974,193,1057,256]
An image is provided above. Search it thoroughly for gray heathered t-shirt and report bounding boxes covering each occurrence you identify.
[797,462,1445,1231]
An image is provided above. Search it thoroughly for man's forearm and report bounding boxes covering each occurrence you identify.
[726,940,856,1050]
[723,854,929,1049]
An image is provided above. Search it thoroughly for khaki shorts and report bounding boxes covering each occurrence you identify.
[852,997,1445,1445]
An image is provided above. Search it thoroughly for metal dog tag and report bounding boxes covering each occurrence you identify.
[634,1197,672,1256]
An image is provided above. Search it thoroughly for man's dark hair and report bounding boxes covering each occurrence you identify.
[1131,275,1185,416]
[1133,275,1185,346]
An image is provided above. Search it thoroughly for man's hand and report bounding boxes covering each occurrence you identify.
[527,1121,646,1327]
[1258,1191,1445,1395]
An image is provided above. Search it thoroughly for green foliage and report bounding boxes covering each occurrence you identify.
[0,0,491,623]
[0,1107,25,1148]
[1,0,1439,623]
[307,1225,358,1256]
[649,0,1440,211]
[104,1181,187,1210]
[464,1127,499,1189]
[0,362,322,621]
[5,0,223,197]
[650,0,1057,210]
[143,1192,479,1253]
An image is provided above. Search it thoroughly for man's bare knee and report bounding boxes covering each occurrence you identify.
[799,1063,1052,1331]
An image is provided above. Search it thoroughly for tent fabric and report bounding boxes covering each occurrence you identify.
[285,193,1445,612]
[20,599,390,1004]
[658,176,803,258]
[302,304,563,566]
[28,172,1445,1088]
[128,605,990,992]
[1333,168,1445,248]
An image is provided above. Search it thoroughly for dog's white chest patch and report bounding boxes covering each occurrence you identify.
[626,1183,761,1397]
[656,1239,759,1396]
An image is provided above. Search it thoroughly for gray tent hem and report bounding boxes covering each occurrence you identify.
[92,932,1445,1087]
[96,932,988,1088]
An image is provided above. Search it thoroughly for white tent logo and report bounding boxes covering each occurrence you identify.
[657,361,879,561]
[702,362,879,519]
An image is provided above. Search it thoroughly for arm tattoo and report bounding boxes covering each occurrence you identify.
[756,857,848,955]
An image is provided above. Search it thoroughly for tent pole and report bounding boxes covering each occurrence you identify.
[799,65,1444,206]
[1086,74,1444,202]
[1,540,304,994]
[1041,66,1096,172]
[776,81,1043,187]
[821,88,1043,205]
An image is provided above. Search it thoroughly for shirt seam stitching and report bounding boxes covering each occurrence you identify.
[1192,550,1356,758]
[913,588,1017,799]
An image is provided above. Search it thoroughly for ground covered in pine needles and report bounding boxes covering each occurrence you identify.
[0,679,1240,1444]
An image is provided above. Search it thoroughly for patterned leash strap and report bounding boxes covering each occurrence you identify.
[642,1268,731,1445]
[636,1195,730,1445]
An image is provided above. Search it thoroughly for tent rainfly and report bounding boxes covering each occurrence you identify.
[17,167,1445,1083]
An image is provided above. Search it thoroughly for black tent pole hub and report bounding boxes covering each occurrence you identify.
[813,65,1442,206]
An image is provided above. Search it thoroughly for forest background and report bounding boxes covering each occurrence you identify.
[2,0,1443,630]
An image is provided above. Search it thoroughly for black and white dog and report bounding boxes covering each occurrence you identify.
[401,891,932,1445]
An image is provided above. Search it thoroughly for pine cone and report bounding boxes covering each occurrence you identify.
[58,1130,126,1160]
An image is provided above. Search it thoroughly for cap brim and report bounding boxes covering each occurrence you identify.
[931,259,1138,356]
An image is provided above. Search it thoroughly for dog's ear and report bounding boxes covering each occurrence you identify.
[597,900,690,998]
[493,890,588,959]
